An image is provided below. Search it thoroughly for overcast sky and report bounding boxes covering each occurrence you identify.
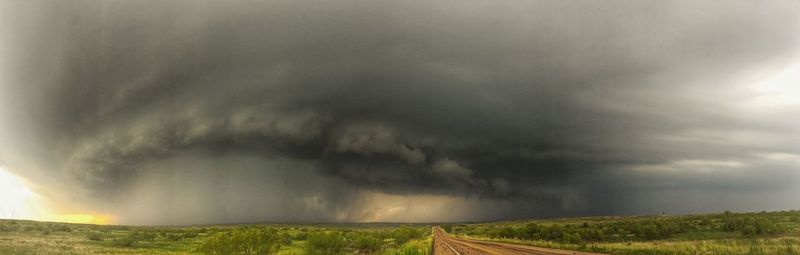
[1,0,799,225]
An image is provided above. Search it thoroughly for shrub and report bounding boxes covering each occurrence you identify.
[277,232,293,245]
[294,231,308,240]
[167,233,183,241]
[392,227,423,245]
[52,224,72,232]
[441,225,453,233]
[722,217,785,236]
[182,232,199,239]
[564,233,582,244]
[141,232,157,242]
[388,238,431,255]
[112,236,138,247]
[86,232,104,241]
[197,228,278,255]
[305,231,346,255]
[353,234,383,253]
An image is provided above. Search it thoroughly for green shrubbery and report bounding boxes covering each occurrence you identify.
[391,227,424,245]
[457,211,796,244]
[112,235,138,247]
[50,224,72,232]
[197,227,279,255]
[722,217,785,236]
[182,231,199,238]
[293,231,308,240]
[167,233,183,241]
[305,231,347,255]
[388,238,432,255]
[2,212,797,255]
[86,231,104,241]
[352,234,383,253]
[194,225,430,255]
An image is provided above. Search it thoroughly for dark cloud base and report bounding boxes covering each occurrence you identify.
[1,0,799,224]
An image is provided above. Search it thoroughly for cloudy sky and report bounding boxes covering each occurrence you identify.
[1,0,799,225]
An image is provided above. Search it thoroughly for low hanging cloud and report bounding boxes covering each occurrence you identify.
[330,124,426,165]
[1,0,799,224]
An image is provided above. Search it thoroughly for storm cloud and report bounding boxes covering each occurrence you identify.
[1,0,799,224]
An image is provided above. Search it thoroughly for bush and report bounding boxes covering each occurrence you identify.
[112,236,138,247]
[167,233,183,241]
[461,218,695,242]
[564,233,582,244]
[277,232,293,245]
[141,232,157,242]
[51,224,72,232]
[388,238,431,255]
[294,231,308,240]
[197,228,278,255]
[392,227,423,245]
[722,217,785,236]
[353,234,383,253]
[305,231,346,255]
[441,225,454,233]
[86,232,104,241]
[182,232,199,239]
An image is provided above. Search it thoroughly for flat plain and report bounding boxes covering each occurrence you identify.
[442,210,800,255]
[1,210,799,254]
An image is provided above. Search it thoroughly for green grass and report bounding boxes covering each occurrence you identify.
[445,210,800,255]
[383,237,432,255]
[2,210,799,254]
[0,220,431,254]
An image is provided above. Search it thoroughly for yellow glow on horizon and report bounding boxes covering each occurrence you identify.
[1,166,117,225]
[41,213,117,225]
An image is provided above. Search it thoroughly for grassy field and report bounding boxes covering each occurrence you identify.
[0,220,431,255]
[444,210,800,255]
[2,210,799,254]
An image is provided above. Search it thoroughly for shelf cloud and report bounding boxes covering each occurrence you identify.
[1,0,799,224]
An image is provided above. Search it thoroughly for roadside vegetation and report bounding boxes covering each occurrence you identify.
[445,210,800,255]
[1,210,797,254]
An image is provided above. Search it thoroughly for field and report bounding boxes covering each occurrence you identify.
[1,210,799,254]
[0,221,431,255]
[444,210,800,255]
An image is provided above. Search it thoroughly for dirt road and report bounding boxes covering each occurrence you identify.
[432,227,607,255]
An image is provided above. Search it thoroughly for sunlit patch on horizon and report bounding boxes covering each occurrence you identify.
[1,166,117,225]
[40,213,117,225]
[0,166,39,220]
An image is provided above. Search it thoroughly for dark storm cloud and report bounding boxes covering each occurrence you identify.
[2,0,800,223]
